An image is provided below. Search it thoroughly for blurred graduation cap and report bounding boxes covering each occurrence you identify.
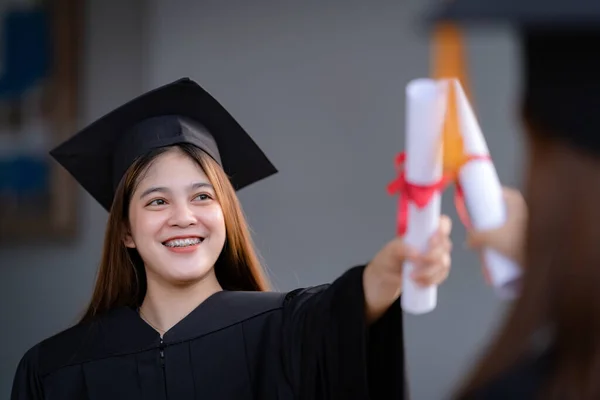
[427,0,600,155]
[50,78,277,212]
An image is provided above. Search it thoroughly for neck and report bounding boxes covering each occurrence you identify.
[139,269,222,336]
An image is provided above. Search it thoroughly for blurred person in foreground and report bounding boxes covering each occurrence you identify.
[431,0,600,399]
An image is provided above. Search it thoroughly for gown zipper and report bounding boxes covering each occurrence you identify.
[159,337,168,399]
[159,337,165,369]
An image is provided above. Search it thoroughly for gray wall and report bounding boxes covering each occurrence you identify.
[0,0,526,399]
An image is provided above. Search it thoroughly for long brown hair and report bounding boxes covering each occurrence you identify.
[79,143,270,323]
[454,115,600,399]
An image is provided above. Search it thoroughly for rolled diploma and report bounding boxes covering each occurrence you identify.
[453,79,522,299]
[401,79,448,314]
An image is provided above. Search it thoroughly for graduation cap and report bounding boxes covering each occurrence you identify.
[50,78,277,211]
[428,0,600,156]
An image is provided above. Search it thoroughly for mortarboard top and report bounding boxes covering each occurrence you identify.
[428,0,600,156]
[427,0,600,27]
[50,77,277,212]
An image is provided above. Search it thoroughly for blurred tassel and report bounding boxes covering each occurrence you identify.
[432,23,471,93]
[432,23,472,179]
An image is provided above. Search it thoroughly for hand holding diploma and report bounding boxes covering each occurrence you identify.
[387,78,524,314]
[452,80,523,298]
[364,79,454,320]
[387,78,453,314]
[408,79,447,313]
[363,216,453,323]
[466,187,527,285]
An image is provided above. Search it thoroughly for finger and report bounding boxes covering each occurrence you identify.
[427,226,452,249]
[465,230,485,248]
[422,236,453,264]
[439,214,453,236]
[465,228,499,249]
[426,217,452,252]
[411,253,451,285]
[412,259,451,287]
[503,187,527,221]
[428,260,452,285]
[502,186,524,205]
[467,189,525,247]
[391,237,418,264]
[502,186,519,198]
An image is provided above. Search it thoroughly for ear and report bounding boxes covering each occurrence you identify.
[123,235,136,249]
[122,225,136,248]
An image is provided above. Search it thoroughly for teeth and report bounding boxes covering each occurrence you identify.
[164,238,202,248]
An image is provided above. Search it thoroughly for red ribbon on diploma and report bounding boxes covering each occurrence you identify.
[387,151,490,236]
[389,22,488,237]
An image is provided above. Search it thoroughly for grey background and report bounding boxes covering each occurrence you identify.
[0,0,525,398]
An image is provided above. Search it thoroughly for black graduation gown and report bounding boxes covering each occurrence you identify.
[11,265,408,400]
[457,350,553,400]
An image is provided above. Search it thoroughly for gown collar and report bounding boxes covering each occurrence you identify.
[93,290,287,355]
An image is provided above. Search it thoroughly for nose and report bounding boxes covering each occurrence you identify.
[168,202,197,228]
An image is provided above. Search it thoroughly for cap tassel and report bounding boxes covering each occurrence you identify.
[387,24,486,237]
[431,23,493,241]
[433,23,472,180]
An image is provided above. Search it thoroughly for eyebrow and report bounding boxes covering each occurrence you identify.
[139,182,214,199]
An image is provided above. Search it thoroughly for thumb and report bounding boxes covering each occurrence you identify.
[502,187,527,221]
[395,238,419,262]
[465,228,499,249]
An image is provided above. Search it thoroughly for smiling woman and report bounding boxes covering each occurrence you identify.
[83,142,269,330]
[10,78,455,400]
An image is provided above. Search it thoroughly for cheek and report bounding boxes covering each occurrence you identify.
[129,210,165,241]
[201,206,226,234]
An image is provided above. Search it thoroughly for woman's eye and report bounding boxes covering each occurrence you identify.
[148,199,166,206]
[195,193,211,201]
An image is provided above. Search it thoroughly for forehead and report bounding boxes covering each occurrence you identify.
[139,148,209,185]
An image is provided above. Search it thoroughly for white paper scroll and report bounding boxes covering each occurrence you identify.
[401,79,449,314]
[452,79,522,299]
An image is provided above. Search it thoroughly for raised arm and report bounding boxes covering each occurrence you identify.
[281,216,453,400]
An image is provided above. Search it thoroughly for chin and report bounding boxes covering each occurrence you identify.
[158,264,212,282]
[141,247,221,287]
[160,263,215,286]
[167,275,208,287]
